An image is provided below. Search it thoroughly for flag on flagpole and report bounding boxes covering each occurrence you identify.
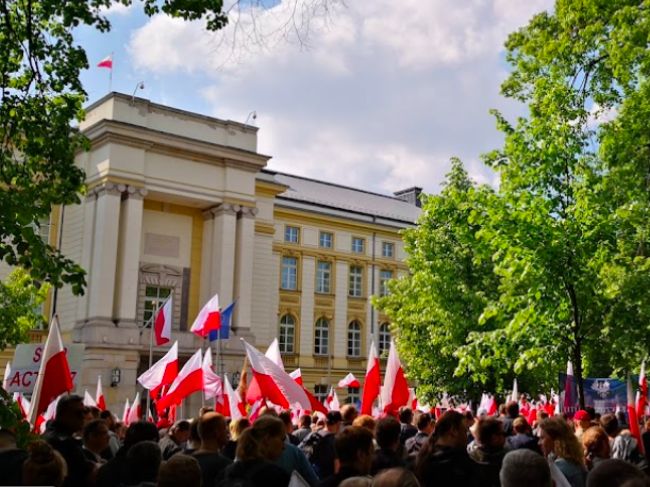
[83,389,98,408]
[122,398,130,424]
[36,396,61,434]
[627,377,644,454]
[381,340,409,414]
[156,349,203,414]
[246,339,286,405]
[154,296,173,346]
[127,392,141,425]
[338,373,360,389]
[637,360,647,418]
[137,341,179,398]
[96,375,106,411]
[325,386,340,412]
[361,341,381,415]
[209,300,236,341]
[202,350,222,400]
[223,375,246,420]
[97,54,113,69]
[191,294,221,338]
[28,318,73,426]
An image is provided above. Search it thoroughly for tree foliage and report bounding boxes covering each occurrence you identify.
[378,1,650,405]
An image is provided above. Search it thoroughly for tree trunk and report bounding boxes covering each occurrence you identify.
[573,339,585,409]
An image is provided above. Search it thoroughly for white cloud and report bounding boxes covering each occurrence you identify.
[100,2,135,16]
[127,0,553,194]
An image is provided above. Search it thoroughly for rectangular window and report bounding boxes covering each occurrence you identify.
[351,237,365,253]
[319,231,333,248]
[314,319,330,356]
[315,261,331,294]
[284,226,300,243]
[314,385,328,403]
[347,387,360,405]
[281,256,298,290]
[382,242,394,258]
[349,265,363,297]
[143,286,172,327]
[379,269,393,297]
[279,315,295,354]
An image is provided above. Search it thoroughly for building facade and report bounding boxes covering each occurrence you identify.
[3,93,420,413]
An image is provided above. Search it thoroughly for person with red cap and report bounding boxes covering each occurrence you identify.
[573,410,592,441]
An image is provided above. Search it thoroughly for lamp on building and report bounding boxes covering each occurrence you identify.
[111,367,121,387]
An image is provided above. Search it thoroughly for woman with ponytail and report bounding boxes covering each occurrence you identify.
[217,415,290,487]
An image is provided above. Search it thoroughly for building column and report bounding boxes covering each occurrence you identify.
[86,183,123,325]
[76,190,97,323]
[114,186,147,327]
[234,206,258,330]
[299,256,316,356]
[207,203,238,306]
[334,260,349,360]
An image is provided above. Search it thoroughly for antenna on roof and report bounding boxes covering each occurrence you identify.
[245,111,257,125]
[130,81,145,105]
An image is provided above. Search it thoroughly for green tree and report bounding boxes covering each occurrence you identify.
[375,158,502,401]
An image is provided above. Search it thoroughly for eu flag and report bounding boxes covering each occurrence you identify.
[209,301,236,341]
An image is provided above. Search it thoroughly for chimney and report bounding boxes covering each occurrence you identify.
[393,187,423,208]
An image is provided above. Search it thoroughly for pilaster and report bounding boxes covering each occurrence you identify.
[234,206,257,330]
[206,203,238,306]
[299,256,316,356]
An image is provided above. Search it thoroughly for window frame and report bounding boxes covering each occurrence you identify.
[319,231,333,249]
[347,320,362,357]
[314,317,330,356]
[315,260,332,294]
[284,225,300,244]
[143,285,173,328]
[278,314,296,354]
[351,236,365,254]
[280,256,298,290]
[348,265,363,298]
[379,322,391,356]
[382,241,395,258]
[314,385,328,403]
[379,269,393,297]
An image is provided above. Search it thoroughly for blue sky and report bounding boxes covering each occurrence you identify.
[76,0,553,195]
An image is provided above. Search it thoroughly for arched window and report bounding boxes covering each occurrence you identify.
[279,315,295,354]
[347,320,361,357]
[314,318,329,356]
[379,322,391,355]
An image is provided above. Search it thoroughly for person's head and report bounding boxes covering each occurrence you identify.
[198,412,228,450]
[236,416,286,461]
[199,406,213,417]
[582,426,610,461]
[341,404,358,425]
[415,412,434,435]
[499,404,507,416]
[398,407,414,425]
[537,410,549,423]
[372,467,420,487]
[229,417,250,441]
[340,477,372,487]
[278,410,294,435]
[127,441,161,484]
[352,414,377,434]
[335,426,375,473]
[299,414,312,429]
[500,449,551,487]
[586,458,647,487]
[83,419,110,454]
[55,394,85,434]
[538,417,584,466]
[157,454,201,487]
[476,417,506,449]
[513,416,532,435]
[326,410,343,433]
[574,410,592,430]
[600,413,619,438]
[375,416,401,451]
[22,440,67,487]
[100,410,116,430]
[188,418,201,446]
[123,420,160,451]
[430,410,467,449]
[169,420,191,445]
[505,401,519,419]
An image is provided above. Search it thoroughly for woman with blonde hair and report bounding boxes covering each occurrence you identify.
[222,417,251,460]
[538,417,587,487]
[217,416,289,487]
[581,426,610,470]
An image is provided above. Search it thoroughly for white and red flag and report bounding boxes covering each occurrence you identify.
[325,386,340,412]
[154,297,173,346]
[3,362,11,390]
[13,392,30,419]
[361,340,381,415]
[202,350,222,400]
[381,340,410,414]
[290,369,303,386]
[36,395,61,434]
[241,339,311,410]
[246,339,286,405]
[137,341,179,399]
[122,398,130,424]
[97,54,113,69]
[127,392,141,425]
[156,349,203,414]
[338,373,360,389]
[627,377,645,454]
[28,318,73,426]
[83,389,98,408]
[637,360,647,418]
[563,361,577,414]
[289,368,327,414]
[222,375,246,420]
[96,375,106,411]
[190,293,221,338]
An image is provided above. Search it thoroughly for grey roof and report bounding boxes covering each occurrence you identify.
[266,170,421,226]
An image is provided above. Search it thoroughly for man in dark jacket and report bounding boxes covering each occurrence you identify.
[317,427,374,487]
[42,394,95,487]
[467,417,509,487]
[300,411,341,479]
[158,420,190,460]
[399,407,418,445]
[372,416,406,475]
[501,401,519,437]
[405,412,434,457]
[506,417,541,453]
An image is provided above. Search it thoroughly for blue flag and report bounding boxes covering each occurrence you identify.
[209,300,236,341]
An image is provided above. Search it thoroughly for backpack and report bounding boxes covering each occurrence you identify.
[299,431,335,478]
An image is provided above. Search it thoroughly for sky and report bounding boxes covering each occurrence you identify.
[77,0,554,196]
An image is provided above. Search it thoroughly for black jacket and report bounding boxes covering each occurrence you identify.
[417,446,480,487]
[43,422,94,487]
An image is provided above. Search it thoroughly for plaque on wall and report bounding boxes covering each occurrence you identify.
[144,233,180,258]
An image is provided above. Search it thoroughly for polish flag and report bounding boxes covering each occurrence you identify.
[156,349,203,414]
[28,318,73,426]
[289,369,326,414]
[223,375,246,420]
[36,395,61,434]
[202,350,222,400]
[3,362,11,390]
[127,392,141,425]
[96,375,106,411]
[381,340,409,414]
[97,54,113,69]
[563,361,576,414]
[137,341,179,399]
[83,389,98,408]
[361,341,381,415]
[325,386,340,412]
[637,361,647,418]
[122,398,130,424]
[13,393,30,419]
[246,339,286,405]
[627,377,645,454]
[487,395,497,416]
[241,339,311,410]
[154,297,173,346]
[190,294,221,338]
[338,373,360,389]
[290,369,303,386]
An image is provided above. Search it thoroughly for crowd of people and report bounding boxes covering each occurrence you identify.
[0,393,649,486]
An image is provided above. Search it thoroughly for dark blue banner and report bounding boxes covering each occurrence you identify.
[559,374,628,414]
